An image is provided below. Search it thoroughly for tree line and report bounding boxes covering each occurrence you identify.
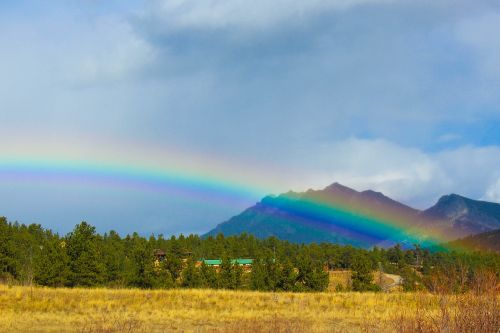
[1,217,499,292]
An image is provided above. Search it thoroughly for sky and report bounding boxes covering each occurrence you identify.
[0,0,499,236]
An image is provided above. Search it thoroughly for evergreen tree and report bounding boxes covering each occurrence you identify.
[35,236,70,287]
[231,262,243,290]
[218,257,234,289]
[200,262,218,289]
[152,261,175,289]
[400,266,421,291]
[164,253,183,281]
[295,254,328,292]
[101,231,126,286]
[126,235,156,288]
[0,217,14,280]
[264,256,279,291]
[66,222,105,287]
[351,253,379,291]
[182,259,202,288]
[387,244,404,266]
[250,258,268,291]
[277,260,297,291]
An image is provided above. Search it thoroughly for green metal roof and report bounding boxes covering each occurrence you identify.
[233,259,253,265]
[200,259,254,265]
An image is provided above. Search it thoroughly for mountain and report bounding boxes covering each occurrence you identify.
[447,229,500,252]
[204,183,500,247]
[205,183,422,247]
[421,194,500,239]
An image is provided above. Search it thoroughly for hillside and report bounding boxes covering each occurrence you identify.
[421,194,500,239]
[205,183,500,247]
[448,229,500,252]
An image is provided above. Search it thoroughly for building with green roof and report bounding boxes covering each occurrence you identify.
[198,258,254,266]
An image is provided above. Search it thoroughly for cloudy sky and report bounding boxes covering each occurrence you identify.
[0,0,499,236]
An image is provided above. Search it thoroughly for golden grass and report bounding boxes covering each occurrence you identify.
[327,270,397,291]
[0,285,495,333]
[327,271,351,291]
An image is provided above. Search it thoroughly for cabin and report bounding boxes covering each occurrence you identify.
[152,250,255,272]
[153,249,166,268]
[153,249,166,261]
[196,259,254,272]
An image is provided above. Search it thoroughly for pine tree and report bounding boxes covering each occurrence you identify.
[164,253,183,280]
[152,261,175,289]
[200,262,218,288]
[277,260,297,291]
[231,263,243,289]
[101,230,126,286]
[0,217,14,280]
[66,222,105,287]
[296,254,328,292]
[35,236,70,287]
[218,257,234,289]
[127,235,156,288]
[250,258,267,291]
[264,256,279,291]
[182,259,202,288]
[351,253,379,291]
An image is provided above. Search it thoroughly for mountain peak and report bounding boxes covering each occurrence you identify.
[422,193,500,237]
[361,189,386,199]
[439,193,466,201]
[432,194,469,212]
[324,182,358,194]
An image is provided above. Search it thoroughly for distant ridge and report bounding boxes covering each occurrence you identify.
[421,194,500,238]
[448,229,500,252]
[204,183,500,248]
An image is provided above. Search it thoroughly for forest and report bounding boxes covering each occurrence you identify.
[1,217,499,293]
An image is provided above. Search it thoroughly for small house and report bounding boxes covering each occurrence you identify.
[196,258,254,272]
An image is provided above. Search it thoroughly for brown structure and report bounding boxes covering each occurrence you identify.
[153,249,166,259]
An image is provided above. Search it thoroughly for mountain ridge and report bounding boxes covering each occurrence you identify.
[447,229,500,252]
[204,183,500,247]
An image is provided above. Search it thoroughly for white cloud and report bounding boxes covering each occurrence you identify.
[149,0,397,31]
[284,138,500,208]
[483,178,500,202]
[0,12,155,90]
[58,17,156,86]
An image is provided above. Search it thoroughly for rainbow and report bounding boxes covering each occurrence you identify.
[0,137,284,208]
[0,157,267,208]
[251,189,449,248]
[0,138,463,249]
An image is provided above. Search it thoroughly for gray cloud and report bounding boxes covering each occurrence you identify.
[0,0,499,234]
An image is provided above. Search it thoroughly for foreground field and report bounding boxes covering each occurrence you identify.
[0,285,498,333]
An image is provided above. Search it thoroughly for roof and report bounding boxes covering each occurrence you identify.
[233,259,253,265]
[153,249,166,256]
[200,259,254,265]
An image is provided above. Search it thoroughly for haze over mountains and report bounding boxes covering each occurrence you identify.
[204,183,500,248]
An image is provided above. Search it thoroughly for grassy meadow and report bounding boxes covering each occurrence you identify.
[1,284,498,333]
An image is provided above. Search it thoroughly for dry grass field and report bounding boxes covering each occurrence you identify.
[327,270,398,292]
[1,284,498,333]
